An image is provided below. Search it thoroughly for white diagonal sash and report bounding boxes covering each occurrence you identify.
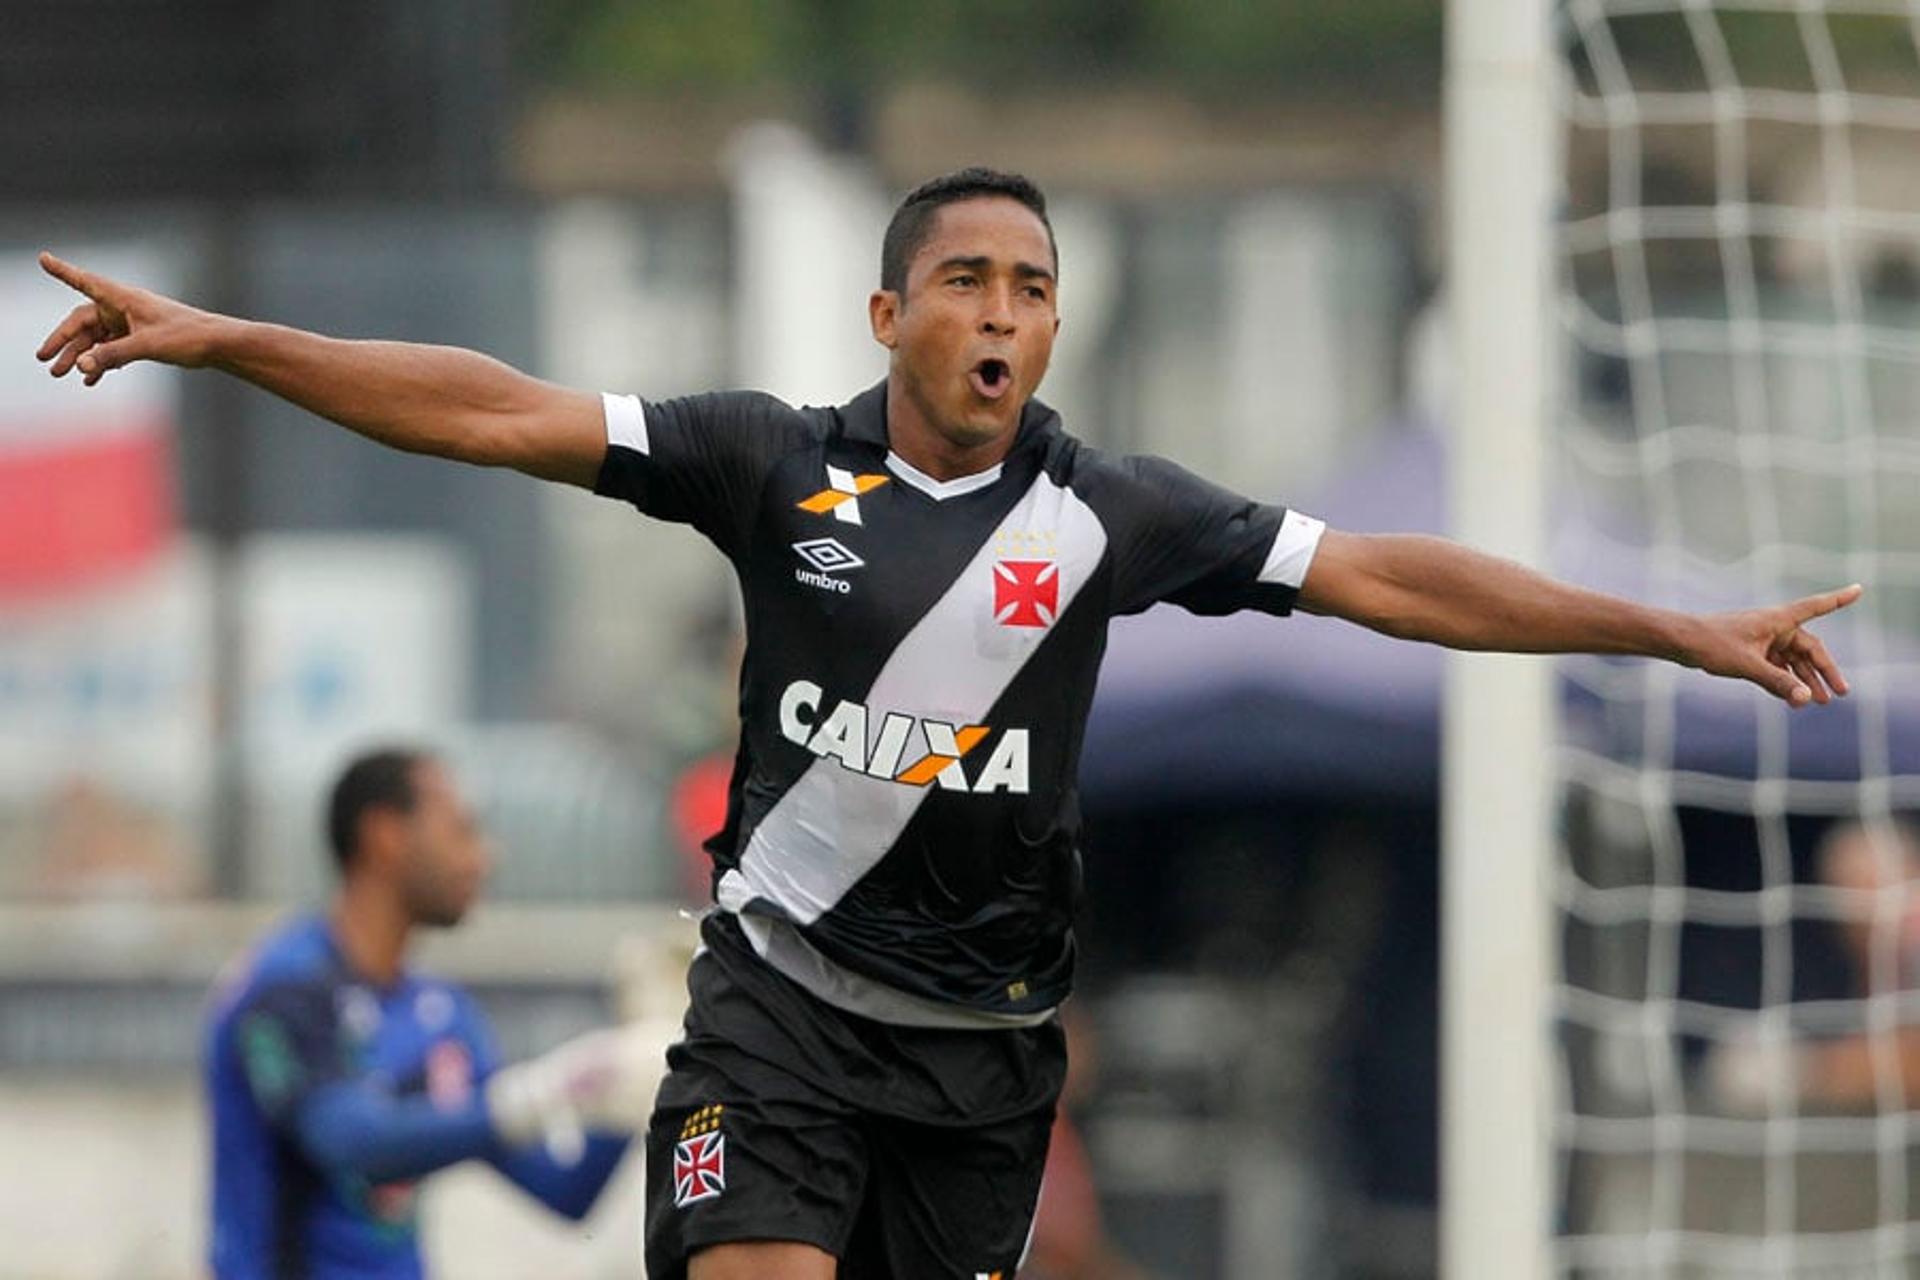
[719,472,1106,925]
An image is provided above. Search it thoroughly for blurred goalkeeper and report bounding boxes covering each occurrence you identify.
[39,167,1860,1280]
[202,747,646,1279]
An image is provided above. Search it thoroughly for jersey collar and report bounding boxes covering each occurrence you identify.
[884,450,1002,499]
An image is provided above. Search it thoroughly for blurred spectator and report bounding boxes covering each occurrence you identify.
[1020,1004,1154,1280]
[1710,818,1920,1112]
[30,775,195,899]
[668,751,734,905]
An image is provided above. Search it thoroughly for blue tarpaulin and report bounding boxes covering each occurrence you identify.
[1083,425,1918,805]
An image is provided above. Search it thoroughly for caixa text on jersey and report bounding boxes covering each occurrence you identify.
[778,679,1029,794]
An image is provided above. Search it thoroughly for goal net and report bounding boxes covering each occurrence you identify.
[1549,0,1920,1275]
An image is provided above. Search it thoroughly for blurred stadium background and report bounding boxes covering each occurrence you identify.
[7,2,1920,1278]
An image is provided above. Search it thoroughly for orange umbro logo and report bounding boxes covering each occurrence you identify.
[798,467,888,526]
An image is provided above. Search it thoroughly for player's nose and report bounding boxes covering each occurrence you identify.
[979,283,1016,335]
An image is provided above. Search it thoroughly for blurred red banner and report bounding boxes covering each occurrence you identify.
[0,410,175,597]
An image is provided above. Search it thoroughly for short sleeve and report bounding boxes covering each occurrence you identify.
[1103,455,1324,618]
[593,390,809,560]
[231,982,344,1130]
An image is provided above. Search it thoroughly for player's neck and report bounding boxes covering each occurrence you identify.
[328,887,413,987]
[883,380,1017,483]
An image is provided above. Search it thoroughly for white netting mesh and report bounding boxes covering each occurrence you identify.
[1554,1,1920,1275]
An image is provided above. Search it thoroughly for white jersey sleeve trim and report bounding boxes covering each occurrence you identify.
[1259,509,1326,589]
[602,392,649,456]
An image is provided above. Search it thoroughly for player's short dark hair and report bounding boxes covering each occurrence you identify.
[880,167,1057,298]
[327,747,429,872]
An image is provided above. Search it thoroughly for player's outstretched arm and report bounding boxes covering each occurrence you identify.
[1296,530,1861,708]
[34,251,605,487]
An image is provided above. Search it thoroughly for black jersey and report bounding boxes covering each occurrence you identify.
[597,383,1322,1027]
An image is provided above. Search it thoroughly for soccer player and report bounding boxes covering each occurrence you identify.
[39,168,1858,1279]
[203,747,647,1278]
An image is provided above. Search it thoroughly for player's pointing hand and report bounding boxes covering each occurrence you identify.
[1683,583,1863,708]
[35,251,220,386]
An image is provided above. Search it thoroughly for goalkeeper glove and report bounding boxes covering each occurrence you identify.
[485,1025,659,1163]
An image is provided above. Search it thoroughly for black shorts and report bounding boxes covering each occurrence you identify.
[643,914,1065,1279]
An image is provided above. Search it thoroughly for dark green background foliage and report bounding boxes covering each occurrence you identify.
[521,0,1446,97]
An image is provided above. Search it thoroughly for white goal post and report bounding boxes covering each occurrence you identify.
[1444,1,1558,1278]
[1449,1,1920,1277]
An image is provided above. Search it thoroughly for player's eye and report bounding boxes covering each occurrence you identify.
[1023,285,1049,301]
[948,274,977,288]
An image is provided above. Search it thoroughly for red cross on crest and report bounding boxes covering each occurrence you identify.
[993,560,1059,628]
[673,1131,726,1207]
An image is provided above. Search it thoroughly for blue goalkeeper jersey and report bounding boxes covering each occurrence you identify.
[204,913,505,1280]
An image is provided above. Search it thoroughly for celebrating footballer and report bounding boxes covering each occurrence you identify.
[37,167,1858,1279]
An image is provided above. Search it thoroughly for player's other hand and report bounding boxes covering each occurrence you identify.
[485,1024,660,1162]
[1683,583,1863,708]
[36,251,222,386]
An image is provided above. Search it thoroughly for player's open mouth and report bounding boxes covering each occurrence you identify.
[968,358,1012,400]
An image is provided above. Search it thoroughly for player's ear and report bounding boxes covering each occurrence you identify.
[869,289,900,349]
[355,806,408,873]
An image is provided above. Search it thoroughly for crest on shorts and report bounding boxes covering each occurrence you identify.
[673,1104,727,1208]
